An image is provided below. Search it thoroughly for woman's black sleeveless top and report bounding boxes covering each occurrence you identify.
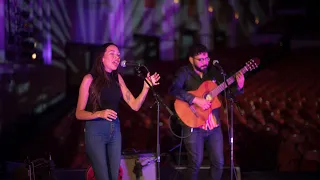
[86,72,122,114]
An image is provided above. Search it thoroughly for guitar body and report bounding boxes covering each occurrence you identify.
[174,80,221,128]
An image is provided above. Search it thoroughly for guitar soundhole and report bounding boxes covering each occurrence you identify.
[204,93,213,101]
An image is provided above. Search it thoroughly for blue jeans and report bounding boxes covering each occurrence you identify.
[85,118,121,180]
[183,125,224,180]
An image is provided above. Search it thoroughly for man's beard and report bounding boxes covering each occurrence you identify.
[195,65,207,73]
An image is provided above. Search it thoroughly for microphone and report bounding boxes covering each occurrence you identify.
[212,60,222,68]
[212,60,225,75]
[120,60,143,68]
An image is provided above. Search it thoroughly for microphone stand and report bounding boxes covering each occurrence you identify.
[225,89,242,180]
[218,67,241,180]
[48,153,57,180]
[134,66,176,180]
[227,90,235,180]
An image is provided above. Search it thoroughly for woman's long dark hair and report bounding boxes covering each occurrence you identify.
[89,43,118,112]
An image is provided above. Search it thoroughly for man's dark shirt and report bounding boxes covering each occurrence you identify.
[168,63,243,109]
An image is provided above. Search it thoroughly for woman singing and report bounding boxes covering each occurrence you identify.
[75,43,160,180]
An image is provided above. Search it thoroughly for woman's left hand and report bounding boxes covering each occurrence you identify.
[144,72,160,89]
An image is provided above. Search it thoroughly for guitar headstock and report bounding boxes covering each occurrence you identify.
[245,57,260,71]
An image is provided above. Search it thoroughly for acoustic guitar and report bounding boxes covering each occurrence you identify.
[173,58,260,128]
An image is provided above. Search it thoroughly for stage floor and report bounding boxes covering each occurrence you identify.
[3,167,320,180]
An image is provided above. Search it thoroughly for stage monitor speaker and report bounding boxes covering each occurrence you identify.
[120,153,156,180]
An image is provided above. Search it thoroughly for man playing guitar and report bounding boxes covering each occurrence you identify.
[168,43,245,180]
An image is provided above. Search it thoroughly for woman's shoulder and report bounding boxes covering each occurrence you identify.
[84,73,94,80]
[81,74,94,85]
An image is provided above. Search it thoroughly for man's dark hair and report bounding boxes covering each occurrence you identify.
[188,43,209,58]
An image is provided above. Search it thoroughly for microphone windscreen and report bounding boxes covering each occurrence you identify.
[120,60,127,67]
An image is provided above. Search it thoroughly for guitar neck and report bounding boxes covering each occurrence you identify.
[211,67,248,97]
